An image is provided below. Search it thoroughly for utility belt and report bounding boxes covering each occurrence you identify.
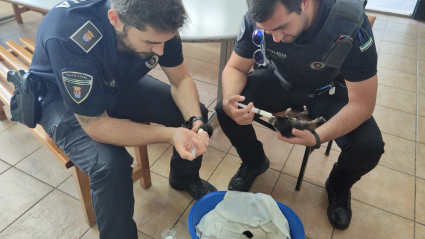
[7,70,46,128]
[307,81,346,99]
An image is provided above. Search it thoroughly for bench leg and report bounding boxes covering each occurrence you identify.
[72,166,96,227]
[11,4,23,24]
[135,145,152,189]
[295,147,314,191]
[325,140,333,156]
[0,101,7,121]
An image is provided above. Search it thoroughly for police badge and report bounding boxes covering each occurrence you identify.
[62,71,93,104]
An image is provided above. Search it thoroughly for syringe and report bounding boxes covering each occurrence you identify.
[237,103,274,118]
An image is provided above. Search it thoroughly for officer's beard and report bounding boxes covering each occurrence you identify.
[282,12,309,43]
[115,28,155,59]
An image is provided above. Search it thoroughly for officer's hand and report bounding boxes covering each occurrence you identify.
[223,95,255,125]
[171,128,209,161]
[191,120,204,133]
[277,128,317,147]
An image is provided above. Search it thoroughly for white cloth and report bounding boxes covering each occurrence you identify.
[196,192,291,239]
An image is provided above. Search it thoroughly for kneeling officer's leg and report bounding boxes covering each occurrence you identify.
[41,99,137,239]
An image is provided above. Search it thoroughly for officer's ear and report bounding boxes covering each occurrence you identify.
[108,9,121,28]
[301,0,310,12]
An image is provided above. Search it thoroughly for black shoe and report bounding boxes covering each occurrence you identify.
[325,178,352,230]
[228,157,270,192]
[169,174,217,200]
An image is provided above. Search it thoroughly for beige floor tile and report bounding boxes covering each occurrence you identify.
[377,67,417,92]
[194,79,218,107]
[0,124,43,165]
[208,118,232,152]
[0,168,53,231]
[208,99,217,111]
[0,160,10,175]
[375,38,382,52]
[151,146,226,180]
[420,27,425,37]
[149,69,169,84]
[208,153,281,194]
[127,143,171,166]
[192,63,219,86]
[366,12,389,21]
[15,146,72,187]
[183,43,220,62]
[132,173,193,238]
[385,22,418,35]
[373,105,416,141]
[419,94,425,117]
[332,200,415,239]
[419,48,425,61]
[0,190,89,239]
[417,178,425,224]
[418,143,425,179]
[373,28,384,40]
[81,225,152,239]
[271,174,333,239]
[377,53,417,75]
[211,54,220,64]
[380,133,415,175]
[420,76,425,95]
[388,16,419,26]
[373,19,387,30]
[376,85,416,114]
[352,165,415,220]
[58,176,80,200]
[174,201,195,239]
[419,116,425,144]
[420,60,425,77]
[383,31,418,47]
[283,145,337,188]
[0,117,15,133]
[182,42,193,50]
[416,223,425,239]
[0,25,23,41]
[184,57,209,76]
[379,41,418,59]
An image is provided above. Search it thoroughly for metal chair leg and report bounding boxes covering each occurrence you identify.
[325,140,333,156]
[295,147,314,191]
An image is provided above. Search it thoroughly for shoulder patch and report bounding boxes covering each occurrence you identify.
[62,70,93,104]
[70,21,103,53]
[236,18,246,42]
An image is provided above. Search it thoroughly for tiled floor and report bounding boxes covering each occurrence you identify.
[0,2,425,239]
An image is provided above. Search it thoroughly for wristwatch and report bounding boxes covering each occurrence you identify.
[181,116,204,129]
[310,130,321,149]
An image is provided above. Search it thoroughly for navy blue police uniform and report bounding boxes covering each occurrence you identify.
[216,0,384,195]
[29,0,208,238]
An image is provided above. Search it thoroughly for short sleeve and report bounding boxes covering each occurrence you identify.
[234,13,258,59]
[158,36,184,67]
[44,38,107,116]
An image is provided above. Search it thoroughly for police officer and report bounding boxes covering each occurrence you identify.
[216,0,385,230]
[29,0,217,238]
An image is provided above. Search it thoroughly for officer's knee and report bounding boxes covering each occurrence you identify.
[89,145,134,187]
[215,100,226,118]
[200,103,208,120]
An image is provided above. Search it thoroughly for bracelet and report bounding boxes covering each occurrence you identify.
[189,116,204,123]
[310,130,321,149]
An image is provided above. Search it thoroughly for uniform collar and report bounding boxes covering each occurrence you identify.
[101,0,119,66]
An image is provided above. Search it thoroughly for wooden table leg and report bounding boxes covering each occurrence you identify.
[135,145,152,189]
[11,4,23,24]
[72,166,96,227]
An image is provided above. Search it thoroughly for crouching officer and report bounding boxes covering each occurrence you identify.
[216,0,384,230]
[28,0,217,238]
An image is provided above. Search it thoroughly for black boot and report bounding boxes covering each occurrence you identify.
[169,174,217,200]
[325,178,352,230]
[228,157,270,192]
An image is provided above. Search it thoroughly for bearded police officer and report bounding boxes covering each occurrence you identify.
[216,0,384,229]
[29,0,217,238]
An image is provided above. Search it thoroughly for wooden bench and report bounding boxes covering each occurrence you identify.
[0,37,152,227]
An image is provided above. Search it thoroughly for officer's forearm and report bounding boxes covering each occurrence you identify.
[222,66,248,102]
[315,101,374,143]
[170,76,202,120]
[75,112,175,146]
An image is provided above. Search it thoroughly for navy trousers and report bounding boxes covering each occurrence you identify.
[40,75,208,239]
[216,69,385,192]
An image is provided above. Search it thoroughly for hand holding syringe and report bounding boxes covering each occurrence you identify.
[237,103,274,118]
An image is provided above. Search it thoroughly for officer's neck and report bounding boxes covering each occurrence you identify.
[303,0,321,31]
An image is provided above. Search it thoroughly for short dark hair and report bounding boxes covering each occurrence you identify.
[247,0,303,23]
[110,0,187,33]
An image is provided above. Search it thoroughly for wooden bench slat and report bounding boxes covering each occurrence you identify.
[0,61,10,82]
[19,37,35,53]
[6,40,33,65]
[0,45,29,71]
[0,83,12,107]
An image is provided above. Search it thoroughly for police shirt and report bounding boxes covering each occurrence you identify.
[30,0,183,117]
[234,0,377,83]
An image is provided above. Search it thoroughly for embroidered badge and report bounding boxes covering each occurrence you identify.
[310,62,326,70]
[145,55,159,69]
[62,71,93,104]
[359,37,373,52]
[70,21,103,53]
